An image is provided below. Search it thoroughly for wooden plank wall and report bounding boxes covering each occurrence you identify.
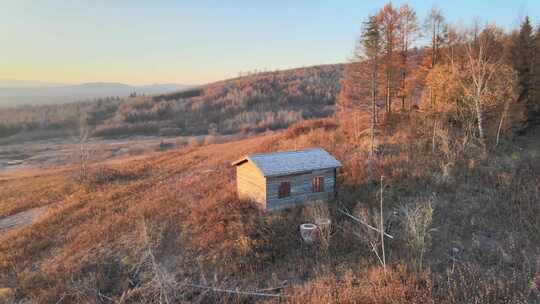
[266,169,336,210]
[236,161,267,208]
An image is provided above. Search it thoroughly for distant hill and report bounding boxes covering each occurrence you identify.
[0,64,344,141]
[0,82,190,107]
[92,63,345,137]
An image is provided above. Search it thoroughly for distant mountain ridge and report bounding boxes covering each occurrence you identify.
[0,82,190,107]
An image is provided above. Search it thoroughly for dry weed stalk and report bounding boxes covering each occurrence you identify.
[379,175,386,270]
[399,198,434,272]
[117,221,180,304]
[338,176,391,270]
[76,110,90,182]
[303,202,332,253]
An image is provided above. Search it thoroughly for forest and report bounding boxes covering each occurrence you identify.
[338,4,540,146]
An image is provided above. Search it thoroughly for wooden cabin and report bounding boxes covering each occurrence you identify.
[232,148,342,211]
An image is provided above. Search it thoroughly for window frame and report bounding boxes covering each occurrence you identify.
[312,176,325,193]
[278,181,291,198]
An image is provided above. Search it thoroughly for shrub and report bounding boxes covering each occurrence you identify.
[82,165,149,187]
[0,288,14,303]
[285,119,338,139]
[399,198,434,272]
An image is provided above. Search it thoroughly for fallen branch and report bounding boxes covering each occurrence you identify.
[370,241,385,268]
[255,281,288,292]
[185,283,289,298]
[338,208,394,239]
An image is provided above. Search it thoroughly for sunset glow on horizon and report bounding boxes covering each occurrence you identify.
[2,0,539,85]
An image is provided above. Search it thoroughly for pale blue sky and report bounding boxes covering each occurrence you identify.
[1,0,538,85]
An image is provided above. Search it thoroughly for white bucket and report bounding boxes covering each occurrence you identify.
[300,223,318,244]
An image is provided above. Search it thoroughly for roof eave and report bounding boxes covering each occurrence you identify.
[231,157,248,166]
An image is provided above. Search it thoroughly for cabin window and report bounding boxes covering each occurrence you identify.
[278,181,291,198]
[313,176,324,192]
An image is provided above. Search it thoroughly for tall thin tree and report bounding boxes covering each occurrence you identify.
[424,7,446,110]
[425,7,446,68]
[397,4,420,110]
[532,24,540,123]
[361,15,383,161]
[378,3,400,115]
[511,17,534,104]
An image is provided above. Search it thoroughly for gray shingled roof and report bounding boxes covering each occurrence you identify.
[233,148,341,177]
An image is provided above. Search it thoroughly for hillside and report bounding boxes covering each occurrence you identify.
[0,64,344,143]
[0,116,539,303]
[4,1,540,302]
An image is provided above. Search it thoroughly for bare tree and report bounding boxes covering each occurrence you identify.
[336,49,371,139]
[424,7,446,68]
[76,106,90,181]
[378,3,400,115]
[360,14,383,174]
[424,7,446,110]
[397,4,420,110]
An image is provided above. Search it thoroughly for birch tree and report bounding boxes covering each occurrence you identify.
[450,25,517,149]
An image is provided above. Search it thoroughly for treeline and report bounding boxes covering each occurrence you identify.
[0,65,343,142]
[339,3,540,147]
[0,97,121,139]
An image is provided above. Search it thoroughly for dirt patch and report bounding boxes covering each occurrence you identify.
[0,206,48,234]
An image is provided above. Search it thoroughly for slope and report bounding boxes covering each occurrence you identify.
[0,116,539,303]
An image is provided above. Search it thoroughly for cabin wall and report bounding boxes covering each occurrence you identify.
[266,169,336,210]
[236,161,267,208]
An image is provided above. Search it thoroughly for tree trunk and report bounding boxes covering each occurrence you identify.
[371,72,377,158]
[431,24,436,68]
[496,99,510,147]
[385,79,389,113]
[380,175,386,270]
[401,70,406,110]
[474,98,486,149]
[429,87,433,110]
[369,58,378,181]
[386,79,391,114]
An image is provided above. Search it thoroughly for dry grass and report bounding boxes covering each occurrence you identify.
[0,167,77,218]
[283,264,433,304]
[0,133,281,302]
[0,114,539,303]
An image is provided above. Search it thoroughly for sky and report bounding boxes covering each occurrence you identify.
[1,0,539,86]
